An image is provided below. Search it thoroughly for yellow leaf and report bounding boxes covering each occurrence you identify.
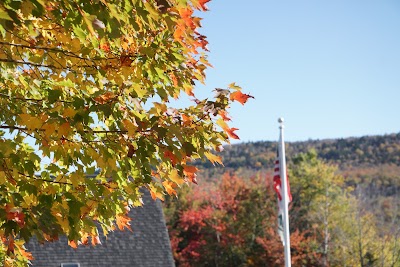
[87,148,99,160]
[204,152,223,166]
[19,113,42,130]
[107,158,117,170]
[216,118,229,131]
[22,194,37,207]
[63,107,77,118]
[121,66,132,78]
[228,82,242,90]
[53,211,69,232]
[152,102,167,114]
[71,38,81,51]
[0,171,7,184]
[169,169,185,185]
[122,119,137,136]
[97,157,106,169]
[70,172,84,187]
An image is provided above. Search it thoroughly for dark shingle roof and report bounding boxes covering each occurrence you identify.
[27,191,175,267]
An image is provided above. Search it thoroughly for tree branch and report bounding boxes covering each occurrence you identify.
[0,125,129,134]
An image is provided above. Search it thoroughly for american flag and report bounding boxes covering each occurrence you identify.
[273,151,292,245]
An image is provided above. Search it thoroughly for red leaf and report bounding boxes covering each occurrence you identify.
[6,205,25,228]
[164,150,178,165]
[226,128,240,140]
[6,236,15,255]
[230,91,254,105]
[196,0,211,11]
[120,55,133,67]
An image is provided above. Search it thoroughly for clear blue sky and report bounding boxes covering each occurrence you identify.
[194,1,400,142]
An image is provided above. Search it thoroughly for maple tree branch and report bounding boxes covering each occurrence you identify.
[0,58,96,73]
[0,93,45,103]
[18,170,119,192]
[0,58,61,69]
[0,41,120,61]
[0,125,30,131]
[0,125,130,134]
[0,93,75,108]
[28,175,74,186]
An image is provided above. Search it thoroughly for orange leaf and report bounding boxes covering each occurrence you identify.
[150,190,157,200]
[219,110,231,121]
[169,72,179,87]
[19,248,34,261]
[179,8,195,30]
[68,240,78,249]
[6,236,15,255]
[81,233,89,245]
[94,92,115,104]
[100,43,110,52]
[116,214,132,231]
[230,91,254,105]
[183,165,198,184]
[91,235,101,246]
[149,185,164,201]
[182,114,192,126]
[163,181,177,196]
[173,23,185,42]
[58,122,71,137]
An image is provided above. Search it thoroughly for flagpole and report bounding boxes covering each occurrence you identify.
[278,118,291,267]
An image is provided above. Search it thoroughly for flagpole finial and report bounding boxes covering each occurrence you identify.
[278,118,284,128]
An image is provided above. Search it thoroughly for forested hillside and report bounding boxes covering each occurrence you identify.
[195,133,400,186]
[196,132,400,171]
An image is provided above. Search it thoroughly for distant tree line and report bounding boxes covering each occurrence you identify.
[195,133,400,171]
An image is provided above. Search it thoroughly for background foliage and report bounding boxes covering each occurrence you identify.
[167,134,400,266]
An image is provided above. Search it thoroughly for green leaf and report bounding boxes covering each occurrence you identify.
[48,89,62,103]
[73,25,87,41]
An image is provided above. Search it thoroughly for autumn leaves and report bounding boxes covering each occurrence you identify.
[0,0,253,265]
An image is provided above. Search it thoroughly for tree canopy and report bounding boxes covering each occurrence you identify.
[0,0,252,265]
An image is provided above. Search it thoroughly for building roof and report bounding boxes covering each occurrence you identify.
[27,191,175,267]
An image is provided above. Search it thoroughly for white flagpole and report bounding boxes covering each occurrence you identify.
[278,118,291,267]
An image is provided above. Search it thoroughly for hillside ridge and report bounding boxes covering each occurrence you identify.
[196,132,400,173]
